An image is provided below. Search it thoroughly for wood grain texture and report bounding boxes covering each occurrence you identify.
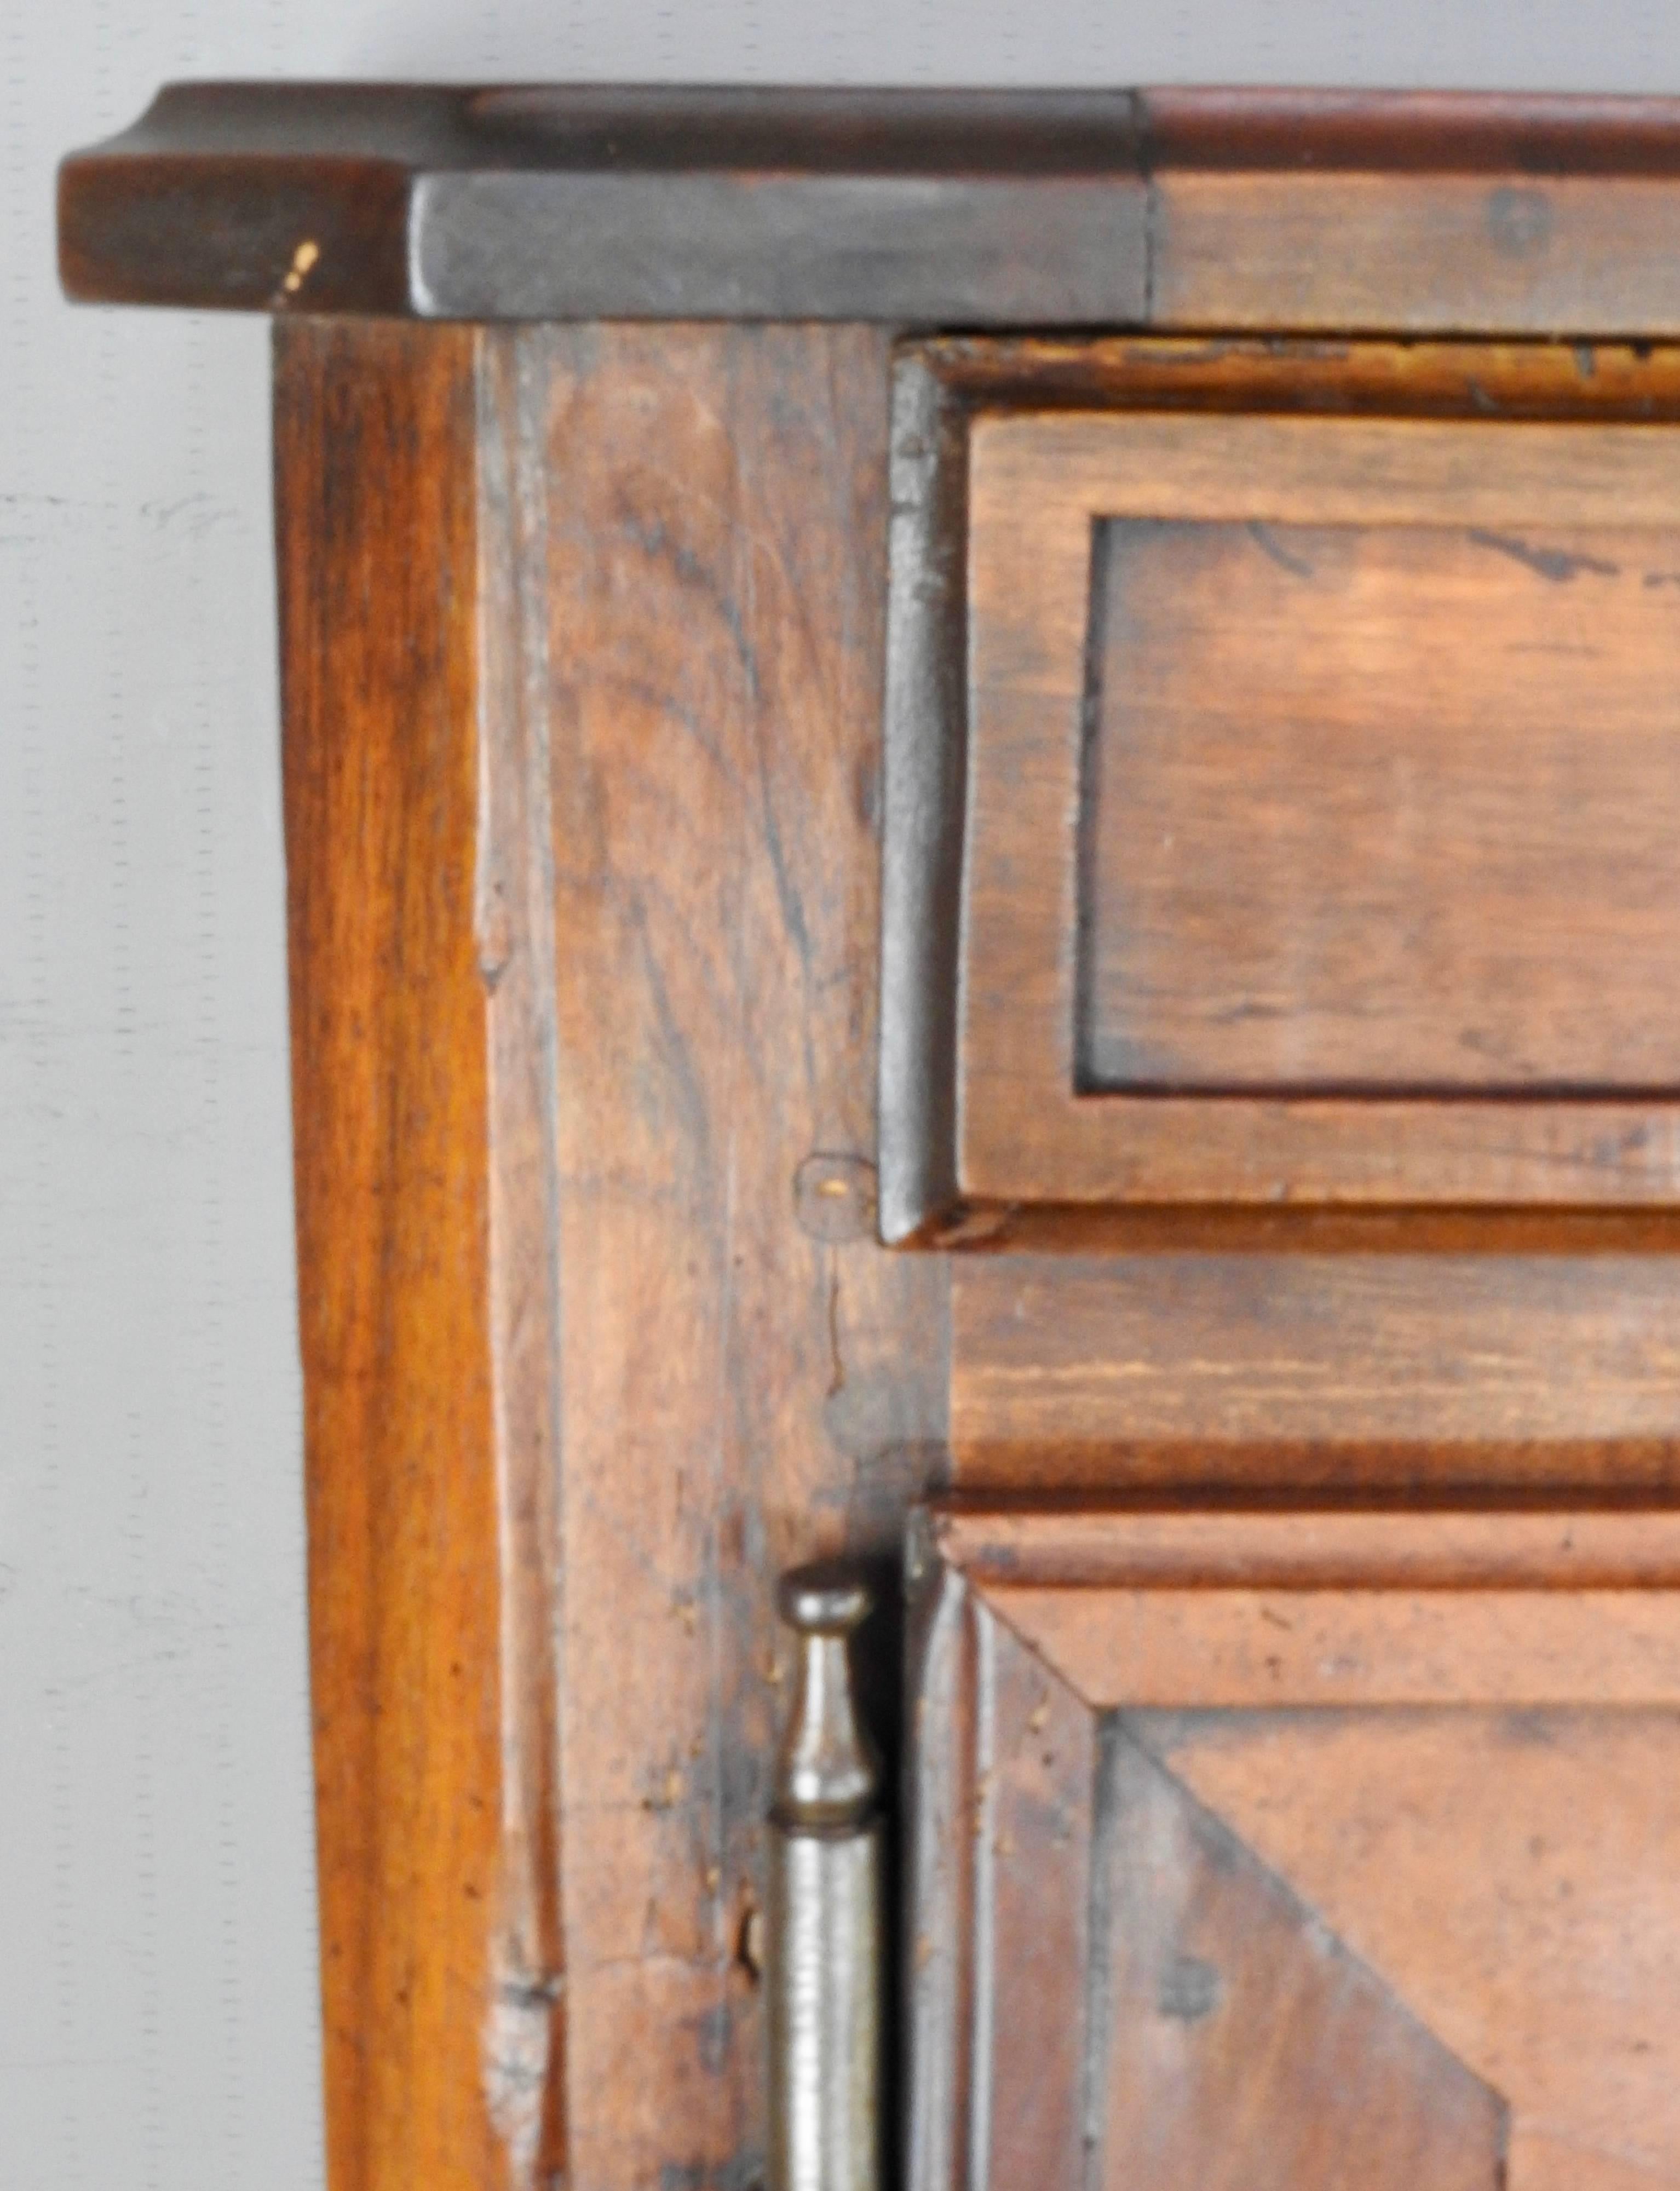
[526,322,946,2191]
[58,82,1149,324]
[953,1253,1680,1489]
[904,1546,982,2191]
[1150,171,1680,335]
[959,406,1680,1210]
[280,319,947,2191]
[895,332,1680,425]
[59,86,1680,333]
[1140,89,1680,342]
[904,1550,1097,2191]
[881,336,1680,1244]
[974,408,1680,527]
[997,1587,1680,1707]
[878,348,971,1243]
[1085,515,1680,1093]
[1146,1709,1680,2188]
[936,1503,1680,1589]
[910,1504,1680,2191]
[971,1588,1094,2191]
[1096,1725,1504,2191]
[278,319,565,2191]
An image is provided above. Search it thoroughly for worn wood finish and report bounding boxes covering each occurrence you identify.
[1140,89,1680,339]
[274,315,1680,2188]
[977,407,1680,527]
[530,321,946,2189]
[280,318,947,2191]
[279,319,566,2191]
[905,1539,1094,2191]
[952,1254,1680,1490]
[895,331,1680,423]
[894,340,1680,1235]
[971,1593,1095,2191]
[963,408,1680,1209]
[77,89,1680,2191]
[936,1503,1680,1589]
[997,1587,1680,1706]
[1148,179,1680,337]
[60,87,1680,332]
[1096,1726,1505,2191]
[881,335,1680,1244]
[1084,515,1680,1093]
[57,82,1149,324]
[910,1504,1680,2191]
[1145,1709,1680,2191]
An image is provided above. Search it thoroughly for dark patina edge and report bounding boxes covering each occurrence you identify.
[59,83,1680,325]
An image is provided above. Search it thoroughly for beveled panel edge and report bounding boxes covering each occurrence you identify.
[57,84,1680,325]
[926,1499,1680,1710]
[903,1513,1103,2191]
[879,353,967,1244]
[931,1499,1680,1591]
[901,1486,1680,2191]
[880,338,1680,1249]
[902,1525,982,2191]
[972,406,1680,527]
[991,1585,1680,1708]
[959,404,1680,1216]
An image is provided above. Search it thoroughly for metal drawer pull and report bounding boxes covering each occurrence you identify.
[768,1563,883,2191]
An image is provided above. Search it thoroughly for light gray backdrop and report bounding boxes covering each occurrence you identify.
[7,5,1680,2185]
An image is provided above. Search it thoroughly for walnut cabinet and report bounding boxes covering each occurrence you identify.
[60,84,1680,2191]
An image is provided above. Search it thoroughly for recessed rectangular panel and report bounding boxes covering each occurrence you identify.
[949,405,1680,1209]
[1083,515,1680,1094]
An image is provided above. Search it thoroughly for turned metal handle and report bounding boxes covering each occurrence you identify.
[768,1563,883,2191]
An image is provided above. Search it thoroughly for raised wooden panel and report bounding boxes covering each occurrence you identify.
[910,1504,1680,2191]
[1095,1726,1505,2191]
[881,340,1680,1242]
[965,410,1680,1210]
[1083,515,1680,1094]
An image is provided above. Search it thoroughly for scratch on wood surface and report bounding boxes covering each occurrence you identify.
[480,329,568,2190]
[484,1965,562,2182]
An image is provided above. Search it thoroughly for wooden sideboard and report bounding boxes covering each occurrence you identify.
[61,84,1680,2191]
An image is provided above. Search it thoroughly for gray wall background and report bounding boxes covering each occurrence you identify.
[7,5,1680,2184]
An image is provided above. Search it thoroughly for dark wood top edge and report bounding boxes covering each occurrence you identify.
[64,80,1149,177]
[59,82,1680,322]
[59,82,1153,321]
[1141,86,1680,172]
[67,82,1680,178]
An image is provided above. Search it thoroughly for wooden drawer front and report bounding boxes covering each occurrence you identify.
[949,1253,1680,1490]
[910,1505,1680,2191]
[881,343,1680,1240]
